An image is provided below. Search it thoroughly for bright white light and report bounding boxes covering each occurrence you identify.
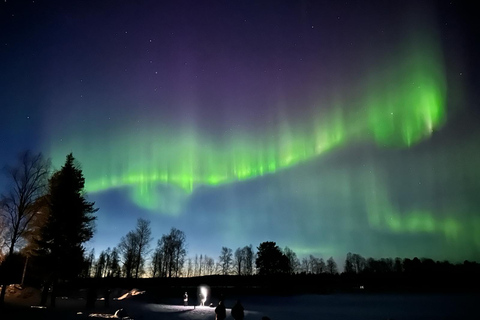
[200,286,208,306]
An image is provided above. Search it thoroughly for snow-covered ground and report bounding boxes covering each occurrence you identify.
[117,293,479,320]
[3,289,479,319]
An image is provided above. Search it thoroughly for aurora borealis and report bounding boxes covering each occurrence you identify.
[1,0,479,263]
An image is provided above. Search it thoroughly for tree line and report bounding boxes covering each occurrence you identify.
[82,229,340,279]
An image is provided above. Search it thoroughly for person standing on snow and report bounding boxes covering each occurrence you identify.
[231,300,245,320]
[215,300,226,320]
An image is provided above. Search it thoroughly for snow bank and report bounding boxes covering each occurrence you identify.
[114,288,146,301]
[3,284,42,306]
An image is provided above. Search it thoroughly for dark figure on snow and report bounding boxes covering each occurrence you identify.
[183,292,188,306]
[215,300,227,320]
[231,300,245,320]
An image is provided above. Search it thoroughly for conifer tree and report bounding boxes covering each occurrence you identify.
[37,153,97,307]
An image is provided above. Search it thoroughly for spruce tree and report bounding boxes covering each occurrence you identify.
[37,153,97,306]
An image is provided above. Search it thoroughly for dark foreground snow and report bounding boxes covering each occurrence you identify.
[1,293,478,320]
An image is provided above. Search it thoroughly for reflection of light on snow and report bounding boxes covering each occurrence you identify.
[143,303,261,318]
[114,288,145,300]
[88,313,118,318]
[145,303,214,314]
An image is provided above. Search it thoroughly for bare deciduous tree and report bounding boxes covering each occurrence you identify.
[0,151,50,305]
[133,218,152,278]
[151,245,164,277]
[284,246,300,274]
[234,247,245,275]
[243,245,255,275]
[326,256,338,274]
[204,256,215,275]
[198,254,203,276]
[108,247,121,277]
[118,219,152,278]
[152,228,187,277]
[219,247,233,275]
[118,231,139,278]
[0,217,7,262]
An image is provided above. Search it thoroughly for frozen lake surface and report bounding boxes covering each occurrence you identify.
[121,293,479,320]
[2,292,478,319]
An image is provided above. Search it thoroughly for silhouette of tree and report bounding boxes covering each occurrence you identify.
[0,218,7,262]
[301,257,309,273]
[95,250,107,278]
[170,228,187,277]
[36,153,97,307]
[308,255,318,273]
[198,254,204,276]
[233,245,256,275]
[184,257,193,277]
[118,230,139,278]
[108,247,121,277]
[91,247,119,278]
[150,245,164,277]
[316,257,327,274]
[118,219,152,278]
[204,256,215,275]
[243,245,255,275]
[344,252,366,274]
[193,254,199,276]
[308,255,327,274]
[102,247,112,277]
[344,252,355,273]
[17,194,50,286]
[133,218,152,278]
[234,247,245,275]
[219,247,233,275]
[81,248,95,278]
[255,241,290,275]
[0,151,50,306]
[365,257,395,274]
[394,257,403,273]
[352,253,366,273]
[326,257,338,274]
[153,228,186,277]
[284,247,300,274]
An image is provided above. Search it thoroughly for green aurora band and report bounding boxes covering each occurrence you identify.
[78,34,446,201]
[47,28,480,255]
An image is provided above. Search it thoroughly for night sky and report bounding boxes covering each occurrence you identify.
[1,0,479,264]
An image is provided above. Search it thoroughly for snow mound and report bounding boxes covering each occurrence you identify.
[89,308,134,319]
[3,284,41,305]
[114,288,145,300]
